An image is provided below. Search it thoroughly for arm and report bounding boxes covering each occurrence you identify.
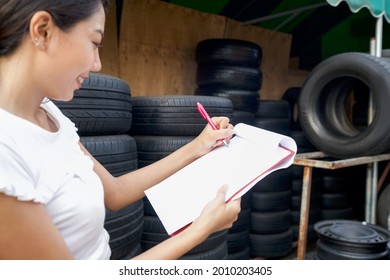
[0,184,240,260]
[132,186,241,260]
[85,116,234,211]
[0,116,235,260]
[0,193,74,259]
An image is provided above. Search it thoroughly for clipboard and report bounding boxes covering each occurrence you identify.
[145,123,297,236]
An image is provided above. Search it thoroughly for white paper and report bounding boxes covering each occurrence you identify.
[145,123,297,235]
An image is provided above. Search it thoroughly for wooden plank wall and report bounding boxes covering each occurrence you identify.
[100,0,308,100]
[100,0,119,76]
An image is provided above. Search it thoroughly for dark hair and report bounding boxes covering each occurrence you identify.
[0,0,110,56]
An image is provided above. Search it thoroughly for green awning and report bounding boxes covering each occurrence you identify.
[327,0,390,22]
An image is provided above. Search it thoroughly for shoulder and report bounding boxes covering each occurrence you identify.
[41,100,79,134]
[41,99,67,120]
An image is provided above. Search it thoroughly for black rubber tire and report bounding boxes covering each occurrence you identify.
[292,224,318,243]
[80,135,138,176]
[231,111,256,126]
[228,208,251,233]
[251,191,291,212]
[227,229,250,253]
[250,228,293,258]
[321,174,348,193]
[252,168,292,193]
[298,52,390,158]
[291,208,321,225]
[321,193,351,210]
[282,87,302,130]
[290,130,317,153]
[227,246,250,260]
[118,243,142,260]
[321,207,354,220]
[195,39,262,67]
[141,230,228,256]
[251,210,292,234]
[253,118,291,136]
[377,183,390,230]
[130,95,233,136]
[195,87,260,113]
[133,135,194,168]
[79,134,142,260]
[54,73,132,136]
[196,64,262,91]
[180,241,228,260]
[255,100,291,119]
[107,202,144,260]
[291,193,321,211]
[141,216,228,257]
[291,177,322,195]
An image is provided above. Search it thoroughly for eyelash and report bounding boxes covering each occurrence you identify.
[93,42,103,49]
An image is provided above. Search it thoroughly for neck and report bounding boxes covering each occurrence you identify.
[0,50,45,120]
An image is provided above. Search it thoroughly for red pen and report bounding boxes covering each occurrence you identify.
[197,102,229,147]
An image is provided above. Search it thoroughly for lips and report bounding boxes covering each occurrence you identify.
[76,75,88,89]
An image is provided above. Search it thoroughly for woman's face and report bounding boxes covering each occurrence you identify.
[40,5,106,101]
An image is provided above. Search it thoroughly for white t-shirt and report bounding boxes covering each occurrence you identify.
[0,101,111,259]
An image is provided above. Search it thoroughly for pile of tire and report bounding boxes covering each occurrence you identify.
[54,73,143,260]
[298,52,390,159]
[281,88,323,243]
[129,95,237,260]
[249,100,294,258]
[290,168,322,243]
[225,193,252,260]
[320,169,355,221]
[194,39,262,114]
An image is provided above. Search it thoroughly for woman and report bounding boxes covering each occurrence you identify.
[0,0,240,260]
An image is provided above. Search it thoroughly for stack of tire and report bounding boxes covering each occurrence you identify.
[194,38,262,119]
[320,169,356,221]
[282,88,323,243]
[54,73,143,260]
[193,39,263,259]
[129,95,236,260]
[249,100,294,259]
[253,100,291,135]
[226,186,252,260]
[290,169,322,244]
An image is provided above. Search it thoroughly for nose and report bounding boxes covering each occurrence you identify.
[91,51,102,72]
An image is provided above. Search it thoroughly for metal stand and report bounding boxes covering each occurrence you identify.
[293,151,390,260]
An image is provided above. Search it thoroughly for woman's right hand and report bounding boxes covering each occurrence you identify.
[190,185,241,239]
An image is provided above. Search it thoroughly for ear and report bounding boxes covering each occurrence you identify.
[29,11,55,49]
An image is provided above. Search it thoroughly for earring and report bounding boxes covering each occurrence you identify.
[34,37,42,48]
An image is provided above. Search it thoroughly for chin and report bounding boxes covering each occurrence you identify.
[52,94,75,102]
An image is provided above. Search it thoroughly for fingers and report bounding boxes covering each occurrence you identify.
[216,185,241,227]
[193,115,234,156]
[226,197,241,217]
[216,185,228,200]
[209,117,234,145]
[191,185,242,236]
[213,116,230,129]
